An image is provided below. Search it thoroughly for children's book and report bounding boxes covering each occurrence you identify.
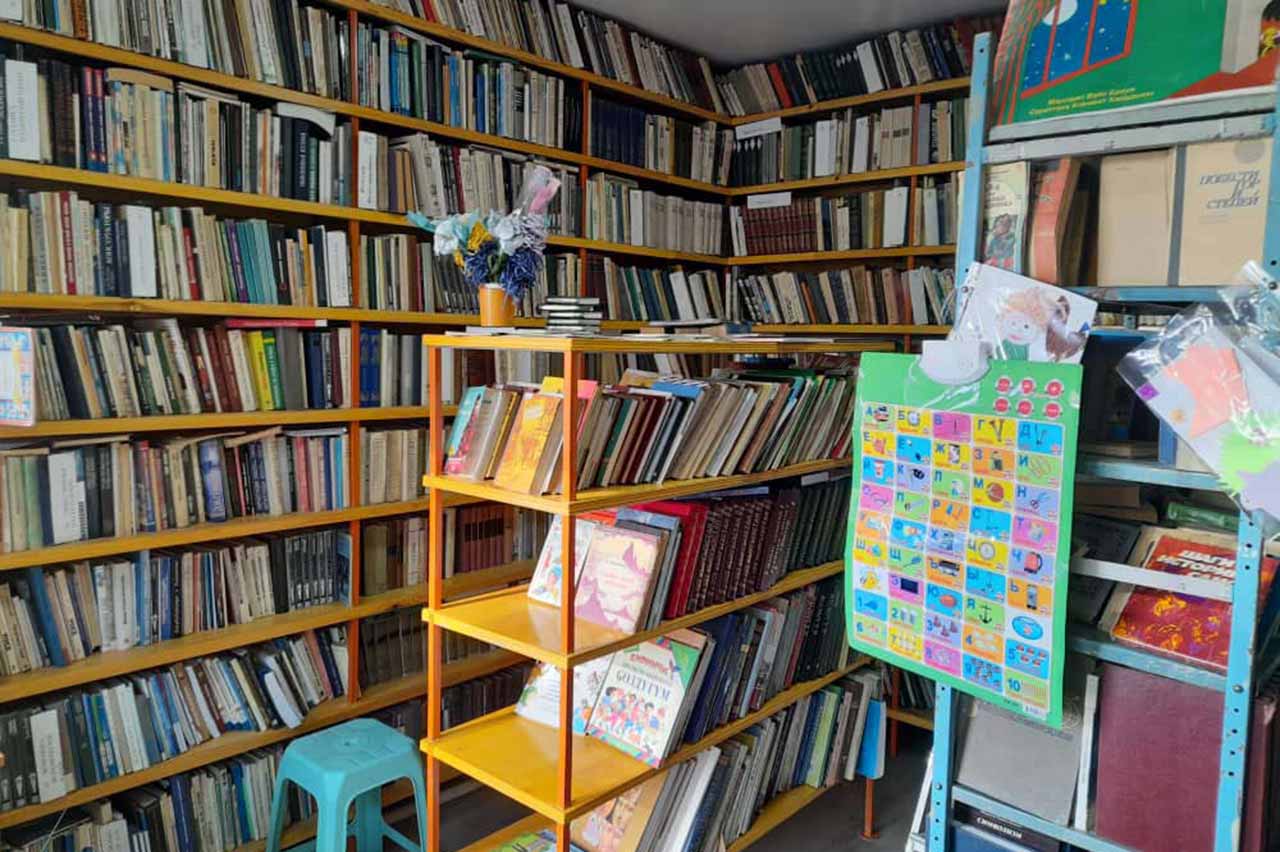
[527,513,614,607]
[982,163,1029,274]
[952,263,1098,363]
[444,386,484,459]
[514,656,614,734]
[570,771,669,852]
[493,391,563,494]
[575,525,661,634]
[586,628,709,767]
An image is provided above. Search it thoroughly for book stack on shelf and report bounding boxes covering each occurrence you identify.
[540,296,603,335]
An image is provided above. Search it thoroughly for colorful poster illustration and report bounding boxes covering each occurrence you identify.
[845,353,1081,727]
[0,327,35,427]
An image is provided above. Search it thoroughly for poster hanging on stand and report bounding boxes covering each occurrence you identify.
[844,352,1082,727]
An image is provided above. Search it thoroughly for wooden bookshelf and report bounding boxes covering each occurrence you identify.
[725,161,965,196]
[0,406,452,439]
[731,245,956,265]
[887,708,935,731]
[748,323,950,335]
[728,77,971,124]
[0,650,519,829]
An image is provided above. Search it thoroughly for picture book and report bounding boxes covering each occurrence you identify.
[576,525,662,634]
[493,391,563,494]
[953,263,1098,364]
[444,386,485,459]
[0,327,34,427]
[1111,527,1280,671]
[570,771,669,852]
[514,656,614,734]
[982,163,1029,273]
[586,628,709,767]
[846,352,1083,726]
[443,387,507,479]
[527,513,614,607]
[992,0,1280,126]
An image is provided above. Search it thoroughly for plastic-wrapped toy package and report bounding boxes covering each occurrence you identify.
[1117,262,1280,520]
[950,263,1098,364]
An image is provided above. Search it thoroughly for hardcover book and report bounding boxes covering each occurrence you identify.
[515,657,613,734]
[586,628,709,766]
[575,525,661,634]
[570,771,669,852]
[982,162,1029,273]
[527,514,614,608]
[493,391,564,495]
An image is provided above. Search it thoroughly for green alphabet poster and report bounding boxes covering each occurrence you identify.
[844,353,1082,727]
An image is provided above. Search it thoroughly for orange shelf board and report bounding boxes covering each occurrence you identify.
[731,245,957,265]
[423,458,853,515]
[887,708,935,731]
[418,334,893,356]
[725,161,965,196]
[428,560,843,667]
[421,663,864,823]
[748,323,951,335]
[729,77,971,124]
[725,785,833,852]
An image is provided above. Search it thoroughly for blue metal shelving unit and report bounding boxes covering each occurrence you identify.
[927,33,1278,852]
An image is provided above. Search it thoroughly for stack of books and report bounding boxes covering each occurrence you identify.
[541,296,603,335]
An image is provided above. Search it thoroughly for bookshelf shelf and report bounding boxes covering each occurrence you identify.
[0,651,519,830]
[0,406,450,439]
[0,496,482,573]
[418,333,893,356]
[731,245,956,265]
[1067,627,1227,693]
[886,708,934,732]
[1063,285,1229,303]
[950,786,1135,852]
[421,663,865,822]
[423,457,854,515]
[724,161,965,196]
[429,559,844,667]
[747,323,950,335]
[1075,456,1223,491]
[728,77,971,124]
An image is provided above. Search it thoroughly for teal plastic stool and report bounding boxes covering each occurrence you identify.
[266,718,429,852]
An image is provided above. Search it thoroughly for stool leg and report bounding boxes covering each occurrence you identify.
[314,805,345,852]
[409,769,429,852]
[266,775,292,852]
[352,790,387,852]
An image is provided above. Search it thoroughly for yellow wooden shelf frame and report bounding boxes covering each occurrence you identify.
[730,245,957,265]
[420,662,866,823]
[728,77,971,124]
[0,649,520,829]
[887,707,935,732]
[428,559,843,667]
[747,323,951,335]
[418,333,894,355]
[724,161,964,196]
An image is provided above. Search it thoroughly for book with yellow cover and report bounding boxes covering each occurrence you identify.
[493,391,563,494]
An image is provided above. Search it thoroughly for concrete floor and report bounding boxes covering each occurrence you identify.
[402,732,931,852]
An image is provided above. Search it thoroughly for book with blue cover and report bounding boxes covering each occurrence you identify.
[855,698,886,780]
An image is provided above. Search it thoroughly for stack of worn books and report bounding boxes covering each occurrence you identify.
[541,296,603,334]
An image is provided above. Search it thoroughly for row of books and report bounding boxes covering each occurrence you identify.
[713,15,997,116]
[367,133,582,236]
[36,321,363,421]
[0,528,350,673]
[441,662,531,730]
[525,472,849,633]
[583,258,724,323]
[444,362,857,496]
[0,746,315,852]
[728,179,957,256]
[0,428,354,553]
[563,668,885,852]
[0,627,348,812]
[357,328,429,408]
[360,428,427,506]
[729,98,968,186]
[732,264,956,326]
[515,574,848,767]
[369,0,722,111]
[441,502,549,580]
[0,191,354,307]
[357,608,424,688]
[356,24,584,151]
[590,99,732,185]
[586,174,724,256]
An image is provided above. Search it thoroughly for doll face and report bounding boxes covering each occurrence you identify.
[999,310,1039,345]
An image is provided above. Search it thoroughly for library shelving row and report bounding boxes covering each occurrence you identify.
[418,334,891,852]
[921,33,1279,852]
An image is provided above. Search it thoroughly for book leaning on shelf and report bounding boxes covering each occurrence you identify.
[583,258,724,323]
[586,174,723,255]
[733,263,956,326]
[566,669,877,852]
[590,98,732,185]
[0,191,353,306]
[0,626,348,813]
[0,526,351,673]
[713,14,999,116]
[0,745,316,852]
[729,97,968,186]
[443,361,859,495]
[31,321,425,421]
[355,24,584,151]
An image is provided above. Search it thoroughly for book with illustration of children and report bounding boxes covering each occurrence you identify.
[586,628,714,767]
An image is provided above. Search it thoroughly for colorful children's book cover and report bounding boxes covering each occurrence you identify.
[0,328,34,427]
[493,391,562,494]
[1112,529,1279,671]
[586,629,708,766]
[982,163,1030,273]
[444,386,485,457]
[444,387,499,477]
[514,656,614,734]
[571,772,669,852]
[845,352,1082,726]
[953,263,1098,364]
[527,514,613,607]
[992,0,1280,126]
[575,525,661,634]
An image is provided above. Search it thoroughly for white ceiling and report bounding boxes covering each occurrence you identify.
[574,0,1004,65]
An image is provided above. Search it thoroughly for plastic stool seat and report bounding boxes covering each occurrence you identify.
[266,719,429,852]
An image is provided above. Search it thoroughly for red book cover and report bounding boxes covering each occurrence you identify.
[1112,529,1279,672]
[59,192,77,295]
[636,499,708,619]
[766,63,793,108]
[210,326,244,412]
[1026,157,1079,285]
[1094,662,1218,852]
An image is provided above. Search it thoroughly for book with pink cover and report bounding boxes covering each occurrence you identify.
[527,511,616,607]
[575,525,661,634]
